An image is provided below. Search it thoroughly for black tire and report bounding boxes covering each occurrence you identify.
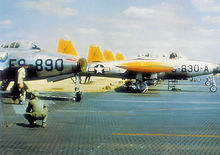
[74,92,82,102]
[139,83,147,92]
[210,85,217,93]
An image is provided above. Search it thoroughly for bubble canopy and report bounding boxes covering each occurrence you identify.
[0,41,40,50]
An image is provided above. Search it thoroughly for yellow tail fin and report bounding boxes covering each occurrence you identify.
[57,39,78,56]
[104,50,115,62]
[88,45,105,63]
[116,52,125,61]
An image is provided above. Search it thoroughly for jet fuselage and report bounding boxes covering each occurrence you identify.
[0,47,81,81]
[83,58,218,81]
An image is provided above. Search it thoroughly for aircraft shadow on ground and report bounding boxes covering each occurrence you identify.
[0,91,74,102]
[39,96,73,101]
[114,86,208,93]
[114,86,158,94]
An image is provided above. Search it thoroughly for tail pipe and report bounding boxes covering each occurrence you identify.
[77,58,87,73]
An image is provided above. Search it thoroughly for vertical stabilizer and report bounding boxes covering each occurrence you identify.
[104,50,115,62]
[116,52,125,61]
[88,45,105,63]
[57,39,78,56]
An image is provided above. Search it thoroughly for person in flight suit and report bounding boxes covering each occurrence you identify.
[11,66,28,104]
[24,91,48,128]
[17,66,29,104]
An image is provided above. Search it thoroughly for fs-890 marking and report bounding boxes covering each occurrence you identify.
[9,59,64,71]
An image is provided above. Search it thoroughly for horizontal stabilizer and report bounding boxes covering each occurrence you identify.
[57,39,78,56]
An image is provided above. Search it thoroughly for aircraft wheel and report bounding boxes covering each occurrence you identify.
[74,92,82,102]
[210,85,217,93]
[138,82,147,92]
[205,81,211,86]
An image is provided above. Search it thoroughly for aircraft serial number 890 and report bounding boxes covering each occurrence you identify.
[9,59,64,71]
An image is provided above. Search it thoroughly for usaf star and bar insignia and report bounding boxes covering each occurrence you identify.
[88,64,110,74]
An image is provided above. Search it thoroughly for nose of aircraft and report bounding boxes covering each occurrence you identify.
[213,64,220,74]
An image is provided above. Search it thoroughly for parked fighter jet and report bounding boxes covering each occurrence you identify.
[82,46,174,92]
[84,48,219,92]
[0,41,87,101]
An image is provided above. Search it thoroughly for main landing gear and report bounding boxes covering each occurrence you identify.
[71,73,82,102]
[125,80,148,93]
[134,73,148,93]
[125,73,149,93]
[134,81,148,93]
[205,76,217,93]
[168,80,181,91]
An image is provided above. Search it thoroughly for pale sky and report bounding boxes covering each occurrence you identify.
[0,0,220,63]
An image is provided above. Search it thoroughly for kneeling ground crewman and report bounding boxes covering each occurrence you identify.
[24,92,48,128]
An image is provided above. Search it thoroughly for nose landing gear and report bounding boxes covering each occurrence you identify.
[71,73,82,102]
[205,76,217,93]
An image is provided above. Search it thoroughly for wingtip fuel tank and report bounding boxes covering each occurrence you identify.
[117,61,173,73]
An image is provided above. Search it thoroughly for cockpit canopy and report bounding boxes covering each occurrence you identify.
[0,41,40,50]
[136,51,187,60]
[169,52,187,60]
[136,52,167,59]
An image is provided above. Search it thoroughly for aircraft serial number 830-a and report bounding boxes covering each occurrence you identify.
[0,41,87,101]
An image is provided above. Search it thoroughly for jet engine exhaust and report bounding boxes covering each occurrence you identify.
[77,58,87,73]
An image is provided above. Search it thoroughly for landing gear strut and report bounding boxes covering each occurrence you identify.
[134,73,148,93]
[71,73,82,102]
[206,76,217,93]
[168,80,181,91]
[135,81,148,92]
[205,76,212,86]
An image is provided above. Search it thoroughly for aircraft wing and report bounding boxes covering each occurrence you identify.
[46,73,76,82]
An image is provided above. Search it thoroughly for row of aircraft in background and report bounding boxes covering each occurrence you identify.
[57,39,219,93]
[0,39,219,102]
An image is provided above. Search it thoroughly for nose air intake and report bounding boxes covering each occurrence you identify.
[213,65,220,75]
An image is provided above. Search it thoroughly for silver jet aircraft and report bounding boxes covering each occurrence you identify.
[0,41,87,101]
[84,51,220,93]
